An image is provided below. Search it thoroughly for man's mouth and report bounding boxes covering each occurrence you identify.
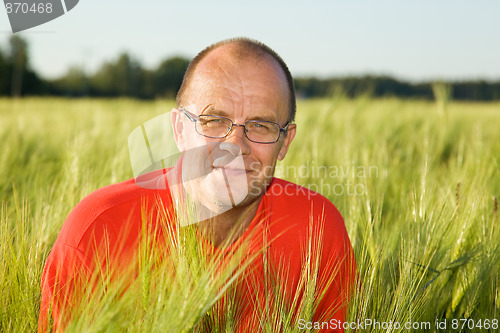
[212,154,251,173]
[212,166,251,175]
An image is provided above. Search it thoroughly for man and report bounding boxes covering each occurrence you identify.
[39,37,356,332]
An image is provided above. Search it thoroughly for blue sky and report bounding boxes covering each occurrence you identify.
[1,0,499,81]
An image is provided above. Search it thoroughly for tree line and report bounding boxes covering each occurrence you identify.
[1,35,500,101]
[295,76,500,101]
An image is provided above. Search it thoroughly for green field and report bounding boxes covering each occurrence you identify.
[1,98,499,332]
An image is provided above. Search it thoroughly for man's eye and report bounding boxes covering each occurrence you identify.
[201,118,225,127]
[251,122,272,130]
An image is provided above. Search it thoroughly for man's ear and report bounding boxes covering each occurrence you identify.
[171,108,186,151]
[277,123,296,161]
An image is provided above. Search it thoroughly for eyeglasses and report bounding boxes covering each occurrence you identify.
[180,108,289,144]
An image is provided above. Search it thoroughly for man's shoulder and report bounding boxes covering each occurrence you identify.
[267,178,335,205]
[72,178,146,216]
[264,178,350,255]
[57,176,164,247]
[265,178,343,221]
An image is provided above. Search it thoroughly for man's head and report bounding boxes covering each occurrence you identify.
[171,37,297,214]
[177,37,297,123]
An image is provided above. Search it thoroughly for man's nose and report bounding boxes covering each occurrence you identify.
[225,124,251,155]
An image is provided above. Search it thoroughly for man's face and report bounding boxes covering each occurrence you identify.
[172,47,296,215]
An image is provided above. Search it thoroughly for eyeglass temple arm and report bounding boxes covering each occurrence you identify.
[180,108,197,122]
[281,123,291,134]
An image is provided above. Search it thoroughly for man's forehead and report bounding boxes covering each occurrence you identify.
[193,46,286,85]
[181,44,290,121]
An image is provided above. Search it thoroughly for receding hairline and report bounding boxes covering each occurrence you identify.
[176,37,296,122]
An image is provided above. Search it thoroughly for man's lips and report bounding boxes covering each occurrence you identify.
[212,166,251,174]
[210,150,262,176]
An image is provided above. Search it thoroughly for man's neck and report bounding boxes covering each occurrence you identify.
[197,198,261,248]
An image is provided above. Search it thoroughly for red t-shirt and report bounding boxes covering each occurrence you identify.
[39,175,356,332]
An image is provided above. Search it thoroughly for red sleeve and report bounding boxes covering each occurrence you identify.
[38,240,88,332]
[38,196,123,332]
[38,179,162,332]
[38,219,124,332]
[265,183,357,333]
[312,201,357,333]
[263,180,357,333]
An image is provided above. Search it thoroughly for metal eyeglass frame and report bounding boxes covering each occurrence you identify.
[179,107,290,144]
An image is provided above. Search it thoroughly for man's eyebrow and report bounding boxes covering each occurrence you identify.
[249,115,279,122]
[203,108,279,122]
[204,108,229,117]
